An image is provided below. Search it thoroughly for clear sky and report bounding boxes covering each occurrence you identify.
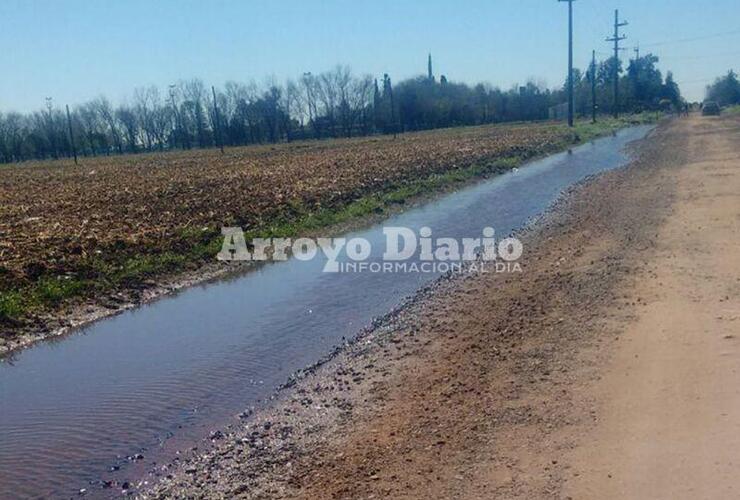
[2,0,739,112]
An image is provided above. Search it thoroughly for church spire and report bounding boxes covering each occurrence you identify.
[428,53,434,82]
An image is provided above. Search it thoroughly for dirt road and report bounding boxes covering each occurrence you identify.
[145,114,739,499]
[563,115,740,499]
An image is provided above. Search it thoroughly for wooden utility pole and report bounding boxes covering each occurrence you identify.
[65,104,78,165]
[606,9,628,118]
[591,50,597,123]
[559,0,576,127]
[212,86,224,154]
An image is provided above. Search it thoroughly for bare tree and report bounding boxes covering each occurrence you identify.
[3,113,25,161]
[134,86,165,150]
[282,79,304,141]
[348,74,373,136]
[301,72,320,138]
[181,79,209,148]
[76,102,105,155]
[115,103,139,153]
[92,97,123,154]
[223,80,259,145]
[316,67,344,136]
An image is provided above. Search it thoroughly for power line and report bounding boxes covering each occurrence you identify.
[658,50,740,61]
[640,28,740,48]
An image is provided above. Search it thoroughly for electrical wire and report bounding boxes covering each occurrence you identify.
[657,50,740,61]
[640,29,740,48]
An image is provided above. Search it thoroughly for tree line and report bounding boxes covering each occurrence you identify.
[705,70,740,107]
[0,54,684,164]
[566,53,682,118]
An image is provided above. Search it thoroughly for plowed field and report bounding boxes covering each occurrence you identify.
[0,119,637,337]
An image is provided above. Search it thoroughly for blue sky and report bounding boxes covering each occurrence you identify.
[1,0,738,112]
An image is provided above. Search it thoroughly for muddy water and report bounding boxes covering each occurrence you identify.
[0,125,652,498]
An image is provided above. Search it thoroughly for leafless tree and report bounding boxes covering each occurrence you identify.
[301,72,320,138]
[115,103,139,153]
[181,79,209,148]
[76,102,107,155]
[347,74,373,136]
[282,79,304,140]
[3,113,25,161]
[316,67,344,136]
[134,86,166,150]
[92,97,123,154]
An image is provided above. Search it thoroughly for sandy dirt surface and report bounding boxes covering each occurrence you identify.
[563,115,740,499]
[142,113,739,499]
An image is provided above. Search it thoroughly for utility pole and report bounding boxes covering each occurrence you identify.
[591,50,597,123]
[634,43,640,60]
[559,0,575,127]
[212,86,224,154]
[65,104,78,165]
[606,9,628,118]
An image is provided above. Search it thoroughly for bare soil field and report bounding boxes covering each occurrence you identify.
[142,113,740,499]
[0,118,645,352]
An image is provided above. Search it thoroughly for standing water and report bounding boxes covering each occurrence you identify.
[0,126,653,498]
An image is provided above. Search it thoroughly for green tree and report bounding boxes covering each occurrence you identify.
[706,71,740,106]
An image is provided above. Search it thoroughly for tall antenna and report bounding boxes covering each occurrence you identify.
[606,9,628,118]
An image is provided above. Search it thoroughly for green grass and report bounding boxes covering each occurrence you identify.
[0,292,24,323]
[562,113,660,143]
[0,115,659,327]
[1,277,85,325]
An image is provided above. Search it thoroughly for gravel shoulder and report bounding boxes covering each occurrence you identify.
[142,114,738,499]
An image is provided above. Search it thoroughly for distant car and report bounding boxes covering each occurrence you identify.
[702,101,721,116]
